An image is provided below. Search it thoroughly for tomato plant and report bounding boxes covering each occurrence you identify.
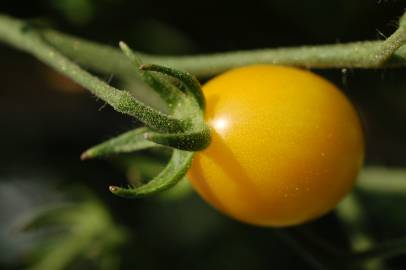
[2,8,406,269]
[188,65,364,227]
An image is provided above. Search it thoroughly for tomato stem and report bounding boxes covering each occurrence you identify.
[0,14,212,197]
[1,12,404,79]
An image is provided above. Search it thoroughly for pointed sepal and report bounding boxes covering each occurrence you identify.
[109,150,194,198]
[144,126,211,151]
[81,127,158,160]
[140,63,205,110]
[119,41,183,108]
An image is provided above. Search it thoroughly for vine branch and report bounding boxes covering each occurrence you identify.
[0,13,405,80]
[0,14,192,133]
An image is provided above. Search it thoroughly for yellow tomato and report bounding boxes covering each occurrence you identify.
[188,65,364,227]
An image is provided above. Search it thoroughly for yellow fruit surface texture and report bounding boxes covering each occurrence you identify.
[188,65,364,227]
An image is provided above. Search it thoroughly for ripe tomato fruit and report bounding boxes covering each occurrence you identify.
[188,65,364,227]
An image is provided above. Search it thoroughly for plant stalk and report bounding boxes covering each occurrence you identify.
[1,13,405,79]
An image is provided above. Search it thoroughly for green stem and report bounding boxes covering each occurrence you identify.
[1,13,404,79]
[349,237,406,263]
[0,15,122,104]
[42,32,406,78]
[0,14,187,133]
[336,194,382,270]
[356,167,406,194]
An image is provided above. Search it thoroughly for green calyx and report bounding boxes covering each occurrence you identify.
[0,14,210,198]
[81,42,210,198]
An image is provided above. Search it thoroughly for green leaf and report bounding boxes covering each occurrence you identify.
[21,189,127,270]
[19,203,77,231]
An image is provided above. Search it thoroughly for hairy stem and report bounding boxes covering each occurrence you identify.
[1,13,404,79]
[0,14,188,132]
[41,31,406,78]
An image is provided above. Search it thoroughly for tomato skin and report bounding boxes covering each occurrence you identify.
[187,65,364,227]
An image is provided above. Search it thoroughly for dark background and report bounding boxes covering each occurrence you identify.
[0,0,406,269]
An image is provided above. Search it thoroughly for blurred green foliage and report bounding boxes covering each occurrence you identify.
[23,188,127,270]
